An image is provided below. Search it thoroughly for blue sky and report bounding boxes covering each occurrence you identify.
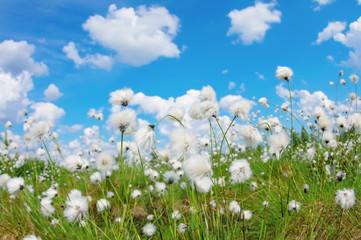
[1,0,361,146]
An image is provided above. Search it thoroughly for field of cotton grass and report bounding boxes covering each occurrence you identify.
[2,67,361,239]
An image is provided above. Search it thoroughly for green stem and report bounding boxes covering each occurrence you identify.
[154,114,184,128]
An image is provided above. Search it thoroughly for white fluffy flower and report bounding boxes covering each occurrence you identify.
[170,128,196,159]
[350,74,359,84]
[142,223,156,236]
[155,182,167,195]
[63,189,89,222]
[348,113,361,130]
[0,173,10,190]
[29,121,50,141]
[241,210,252,220]
[169,107,185,121]
[237,125,262,147]
[23,235,41,240]
[317,115,331,131]
[190,102,204,120]
[62,155,86,172]
[201,101,219,118]
[335,188,356,210]
[268,131,290,159]
[109,109,136,135]
[178,223,188,233]
[228,200,241,214]
[183,154,213,193]
[163,171,180,184]
[41,198,55,218]
[230,100,251,120]
[288,200,301,212]
[229,159,252,184]
[90,172,103,185]
[95,152,115,172]
[131,190,142,199]
[96,199,110,212]
[276,66,293,81]
[336,116,347,129]
[172,210,182,220]
[6,177,25,195]
[134,125,156,152]
[109,88,134,107]
[200,85,216,101]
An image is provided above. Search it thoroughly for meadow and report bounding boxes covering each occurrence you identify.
[1,67,361,240]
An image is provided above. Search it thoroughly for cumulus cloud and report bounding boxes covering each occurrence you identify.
[228,81,236,90]
[30,102,65,122]
[57,124,83,134]
[314,21,346,45]
[227,2,281,45]
[44,84,63,101]
[76,4,181,67]
[313,0,335,11]
[0,70,32,123]
[0,40,48,76]
[327,55,334,61]
[255,72,265,80]
[222,69,229,74]
[62,41,114,71]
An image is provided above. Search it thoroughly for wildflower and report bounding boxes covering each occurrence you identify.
[0,173,10,190]
[317,115,331,131]
[313,107,325,120]
[322,131,334,144]
[134,125,156,152]
[29,121,50,141]
[155,182,167,195]
[95,152,115,172]
[262,201,269,208]
[163,171,180,184]
[241,210,252,220]
[335,188,356,210]
[201,101,219,118]
[63,189,89,222]
[340,79,346,85]
[336,170,346,182]
[41,198,55,218]
[288,200,301,212]
[6,177,25,195]
[109,88,134,107]
[339,70,343,76]
[96,199,110,212]
[348,113,361,130]
[237,125,262,147]
[131,190,142,199]
[172,210,182,220]
[350,93,357,101]
[170,128,196,159]
[62,155,86,172]
[229,200,241,214]
[303,184,309,193]
[249,181,258,191]
[200,85,216,101]
[329,81,335,86]
[268,131,290,158]
[183,154,213,191]
[90,172,103,185]
[23,235,41,240]
[258,97,269,108]
[190,102,204,120]
[169,107,185,121]
[147,214,155,221]
[276,66,293,81]
[336,116,347,129]
[350,74,359,84]
[229,159,252,184]
[230,100,251,120]
[142,223,156,236]
[109,109,136,135]
[178,223,188,233]
[5,121,12,128]
[107,191,114,198]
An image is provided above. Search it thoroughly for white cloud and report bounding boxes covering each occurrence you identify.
[332,17,361,68]
[0,70,32,123]
[30,102,65,122]
[228,81,236,90]
[227,2,281,45]
[239,83,245,93]
[79,4,181,67]
[44,84,63,101]
[222,69,229,74]
[62,41,114,71]
[326,55,334,61]
[313,0,335,11]
[255,72,265,80]
[0,40,48,76]
[314,21,346,45]
[57,124,83,134]
[359,0,361,5]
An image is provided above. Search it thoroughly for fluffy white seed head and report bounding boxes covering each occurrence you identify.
[109,109,136,135]
[109,88,134,107]
[142,223,156,236]
[276,66,293,81]
[228,200,241,214]
[134,125,156,152]
[288,200,301,212]
[64,190,89,222]
[96,199,110,212]
[29,121,50,141]
[350,74,359,84]
[190,102,204,120]
[335,188,356,210]
[229,159,252,184]
[41,198,55,218]
[170,128,196,159]
[230,100,251,120]
[200,85,216,101]
[95,152,115,172]
[237,125,262,147]
[201,101,219,118]
[0,173,10,189]
[6,177,25,195]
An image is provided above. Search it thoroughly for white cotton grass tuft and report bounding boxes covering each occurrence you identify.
[155,182,167,195]
[170,128,196,159]
[172,210,182,220]
[178,223,188,233]
[258,97,269,108]
[288,200,301,212]
[348,113,361,130]
[276,66,293,81]
[200,85,216,101]
[29,121,50,141]
[201,101,219,118]
[41,197,55,218]
[63,189,89,222]
[237,125,262,147]
[336,116,347,129]
[0,173,10,190]
[168,107,185,122]
[183,154,213,193]
[335,188,356,210]
[190,102,204,120]
[90,172,103,185]
[230,100,251,120]
[6,177,25,195]
[228,200,241,214]
[95,152,115,172]
[241,210,252,220]
[268,131,290,159]
[109,88,134,107]
[142,223,156,236]
[96,199,110,212]
[109,109,136,135]
[62,155,87,172]
[229,159,252,184]
[163,171,180,184]
[134,125,156,152]
[131,190,142,199]
[350,74,359,84]
[23,235,41,240]
[317,115,332,131]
